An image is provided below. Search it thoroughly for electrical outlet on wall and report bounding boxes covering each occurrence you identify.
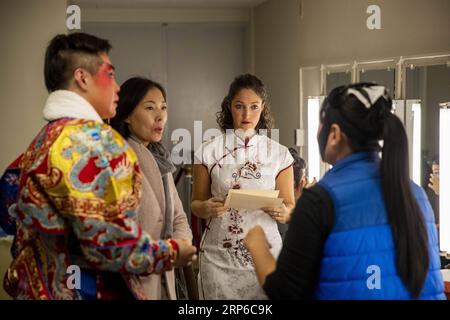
[295,129,304,147]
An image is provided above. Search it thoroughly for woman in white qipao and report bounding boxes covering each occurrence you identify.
[192,74,295,299]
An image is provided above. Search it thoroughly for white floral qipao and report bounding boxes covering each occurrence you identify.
[194,131,293,299]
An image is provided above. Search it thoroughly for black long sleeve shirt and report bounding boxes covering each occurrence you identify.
[263,185,335,299]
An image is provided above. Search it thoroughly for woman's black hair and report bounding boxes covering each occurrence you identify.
[216,74,274,132]
[321,82,430,298]
[110,77,166,139]
[288,147,306,188]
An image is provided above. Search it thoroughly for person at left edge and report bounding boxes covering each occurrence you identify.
[3,33,196,300]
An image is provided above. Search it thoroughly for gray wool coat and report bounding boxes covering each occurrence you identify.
[127,138,193,300]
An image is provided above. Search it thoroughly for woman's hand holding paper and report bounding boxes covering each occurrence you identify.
[204,197,228,218]
[262,203,292,224]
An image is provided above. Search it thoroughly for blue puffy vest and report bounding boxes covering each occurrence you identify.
[314,152,445,299]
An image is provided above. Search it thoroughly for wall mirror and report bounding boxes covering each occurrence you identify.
[404,56,450,253]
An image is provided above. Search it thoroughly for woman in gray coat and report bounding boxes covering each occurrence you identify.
[110,77,193,299]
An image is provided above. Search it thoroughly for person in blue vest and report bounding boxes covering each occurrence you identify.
[244,82,445,299]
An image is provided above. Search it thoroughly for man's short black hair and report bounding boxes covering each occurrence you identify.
[288,147,306,188]
[44,32,112,92]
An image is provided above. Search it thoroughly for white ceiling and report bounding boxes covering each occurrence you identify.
[73,0,268,9]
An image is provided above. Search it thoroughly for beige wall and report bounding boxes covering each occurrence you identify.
[298,0,450,66]
[0,0,67,299]
[254,0,301,148]
[81,7,250,23]
[0,0,67,172]
[254,0,450,148]
[0,239,13,299]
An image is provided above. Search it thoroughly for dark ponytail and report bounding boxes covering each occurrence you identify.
[380,112,429,298]
[322,83,430,298]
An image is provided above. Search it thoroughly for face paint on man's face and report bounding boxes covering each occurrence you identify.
[90,57,119,119]
[95,63,115,87]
